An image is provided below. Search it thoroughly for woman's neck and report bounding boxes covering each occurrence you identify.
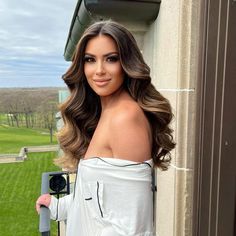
[100,87,126,112]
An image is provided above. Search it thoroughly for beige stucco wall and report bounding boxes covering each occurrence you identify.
[128,1,200,235]
[59,1,201,234]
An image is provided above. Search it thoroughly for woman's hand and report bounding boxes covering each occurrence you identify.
[35,193,52,214]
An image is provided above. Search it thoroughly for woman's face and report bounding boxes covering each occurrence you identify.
[83,35,124,97]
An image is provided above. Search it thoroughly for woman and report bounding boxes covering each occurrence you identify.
[36,20,175,236]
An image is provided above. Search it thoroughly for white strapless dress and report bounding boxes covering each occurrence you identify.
[49,157,155,236]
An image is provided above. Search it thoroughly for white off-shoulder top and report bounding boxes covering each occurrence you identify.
[49,157,155,236]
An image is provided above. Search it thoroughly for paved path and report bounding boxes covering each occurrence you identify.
[0,145,59,164]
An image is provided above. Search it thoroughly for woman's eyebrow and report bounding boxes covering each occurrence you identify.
[84,53,95,57]
[103,52,119,57]
[84,52,119,57]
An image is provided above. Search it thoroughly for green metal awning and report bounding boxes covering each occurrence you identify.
[64,0,161,61]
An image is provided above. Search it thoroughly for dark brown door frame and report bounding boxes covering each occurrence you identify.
[193,0,236,235]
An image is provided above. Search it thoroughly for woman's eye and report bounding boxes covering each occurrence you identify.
[84,57,95,63]
[106,56,119,62]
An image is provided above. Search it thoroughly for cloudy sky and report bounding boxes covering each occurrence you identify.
[0,0,76,88]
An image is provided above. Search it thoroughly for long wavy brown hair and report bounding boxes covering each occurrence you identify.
[56,20,175,171]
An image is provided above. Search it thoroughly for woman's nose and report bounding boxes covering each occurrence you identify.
[95,61,105,75]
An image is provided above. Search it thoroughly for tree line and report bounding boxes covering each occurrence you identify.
[0,88,64,141]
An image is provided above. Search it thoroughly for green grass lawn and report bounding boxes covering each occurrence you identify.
[0,152,60,236]
[0,113,7,124]
[0,125,61,235]
[0,125,57,153]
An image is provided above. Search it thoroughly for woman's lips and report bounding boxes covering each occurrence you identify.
[93,79,111,87]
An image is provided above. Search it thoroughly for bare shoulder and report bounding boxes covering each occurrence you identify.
[110,99,146,125]
[108,100,152,162]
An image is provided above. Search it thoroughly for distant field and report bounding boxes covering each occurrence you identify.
[0,152,60,236]
[0,125,57,153]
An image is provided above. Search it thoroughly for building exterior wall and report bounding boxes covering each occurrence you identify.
[60,1,201,234]
[141,1,200,235]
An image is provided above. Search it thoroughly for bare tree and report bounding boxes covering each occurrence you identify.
[0,88,59,130]
[37,102,58,143]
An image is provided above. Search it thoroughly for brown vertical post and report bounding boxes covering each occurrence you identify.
[193,0,236,235]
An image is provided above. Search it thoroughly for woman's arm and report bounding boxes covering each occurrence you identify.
[36,193,73,221]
